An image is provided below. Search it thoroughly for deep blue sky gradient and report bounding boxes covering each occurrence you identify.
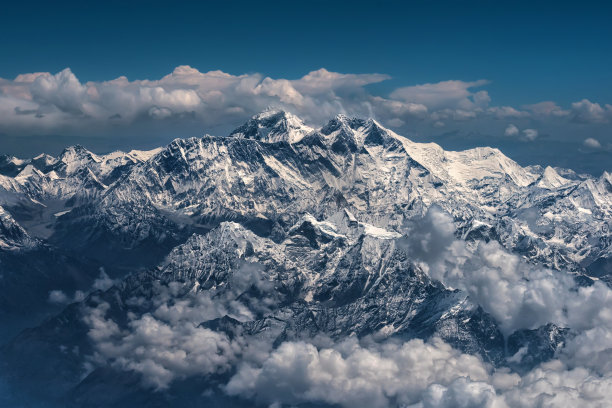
[1,0,610,107]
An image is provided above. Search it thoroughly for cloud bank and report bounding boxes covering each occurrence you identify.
[226,336,612,408]
[399,207,612,336]
[1,66,610,139]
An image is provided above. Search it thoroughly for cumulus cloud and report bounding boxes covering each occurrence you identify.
[226,337,494,408]
[83,299,242,390]
[92,268,115,291]
[503,124,539,141]
[487,106,529,119]
[1,67,611,155]
[390,79,490,111]
[522,128,538,141]
[48,269,116,305]
[583,137,602,149]
[82,260,281,389]
[524,101,569,117]
[0,67,393,136]
[86,279,612,407]
[571,99,612,123]
[291,68,390,94]
[504,124,519,137]
[48,289,69,304]
[399,206,612,336]
[226,335,612,408]
[48,289,85,304]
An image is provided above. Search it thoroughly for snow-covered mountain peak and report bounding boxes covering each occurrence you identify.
[0,155,29,177]
[15,164,45,180]
[599,171,612,191]
[323,209,402,240]
[230,109,314,144]
[0,205,37,250]
[397,137,538,187]
[30,153,57,170]
[318,113,538,188]
[55,145,101,176]
[536,166,571,189]
[1,156,25,167]
[320,114,367,134]
[126,147,163,162]
[318,114,403,153]
[161,222,270,281]
[287,214,349,246]
[58,145,97,160]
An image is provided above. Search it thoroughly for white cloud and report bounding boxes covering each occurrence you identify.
[0,66,393,136]
[29,68,88,115]
[583,137,602,149]
[487,106,529,119]
[1,67,611,147]
[524,101,569,117]
[48,289,69,304]
[571,99,612,123]
[522,128,538,141]
[148,106,173,119]
[225,337,494,408]
[386,118,405,127]
[431,108,478,121]
[433,120,446,128]
[504,124,519,137]
[48,269,116,306]
[83,300,241,390]
[371,96,429,119]
[291,68,390,94]
[226,335,612,408]
[73,290,86,302]
[82,260,280,389]
[398,206,612,336]
[390,79,490,111]
[92,268,115,291]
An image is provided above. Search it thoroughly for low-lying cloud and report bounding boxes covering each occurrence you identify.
[83,300,241,390]
[399,206,612,336]
[76,209,612,407]
[225,336,612,408]
[226,337,495,408]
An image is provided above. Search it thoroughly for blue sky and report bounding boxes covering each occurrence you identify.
[2,0,611,106]
[1,0,611,174]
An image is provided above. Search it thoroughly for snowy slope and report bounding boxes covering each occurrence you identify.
[0,110,608,407]
[1,111,609,273]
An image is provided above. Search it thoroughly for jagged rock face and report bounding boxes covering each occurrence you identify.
[0,110,610,406]
[154,219,490,352]
[1,217,507,405]
[1,111,610,273]
[0,205,37,250]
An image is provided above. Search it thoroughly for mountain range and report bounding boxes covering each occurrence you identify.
[0,109,611,407]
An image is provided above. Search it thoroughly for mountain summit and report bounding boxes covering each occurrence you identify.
[229,109,314,143]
